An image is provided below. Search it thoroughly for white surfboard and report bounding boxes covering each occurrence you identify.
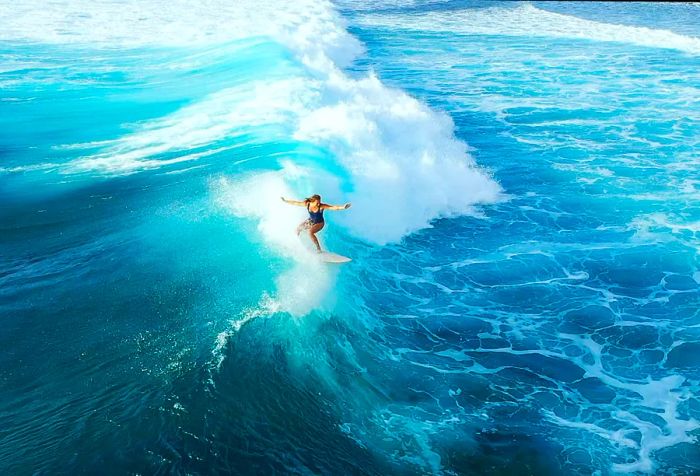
[318,251,352,263]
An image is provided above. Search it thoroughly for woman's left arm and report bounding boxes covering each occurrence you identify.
[323,203,351,211]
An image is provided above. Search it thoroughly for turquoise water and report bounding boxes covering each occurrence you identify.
[1,1,699,474]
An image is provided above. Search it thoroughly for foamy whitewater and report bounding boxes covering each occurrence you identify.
[1,1,699,474]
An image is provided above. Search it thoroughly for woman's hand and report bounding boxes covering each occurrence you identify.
[344,203,351,209]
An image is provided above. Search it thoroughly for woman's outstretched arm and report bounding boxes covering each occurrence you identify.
[281,197,307,206]
[322,203,352,211]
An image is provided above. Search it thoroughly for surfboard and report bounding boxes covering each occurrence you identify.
[318,251,352,263]
[297,233,351,263]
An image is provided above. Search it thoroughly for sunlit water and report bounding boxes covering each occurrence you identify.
[1,1,699,474]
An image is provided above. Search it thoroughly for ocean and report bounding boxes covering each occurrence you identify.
[1,1,699,474]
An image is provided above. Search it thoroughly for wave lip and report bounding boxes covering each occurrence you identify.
[7,0,501,245]
[292,72,502,244]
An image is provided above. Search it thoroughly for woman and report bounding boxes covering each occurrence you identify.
[281,194,351,253]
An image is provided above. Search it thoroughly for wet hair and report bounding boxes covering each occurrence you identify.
[305,194,321,204]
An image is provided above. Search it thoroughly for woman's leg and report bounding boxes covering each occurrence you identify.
[308,222,325,252]
[296,219,310,236]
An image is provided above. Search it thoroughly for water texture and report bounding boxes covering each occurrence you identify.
[1,1,699,474]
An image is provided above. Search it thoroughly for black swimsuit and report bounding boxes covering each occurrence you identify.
[307,203,324,224]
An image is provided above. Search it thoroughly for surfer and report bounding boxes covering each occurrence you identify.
[281,194,351,253]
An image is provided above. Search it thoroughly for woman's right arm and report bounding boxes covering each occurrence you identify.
[281,197,306,206]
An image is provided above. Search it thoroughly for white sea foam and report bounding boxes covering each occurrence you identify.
[70,68,501,243]
[211,293,281,371]
[213,173,337,315]
[7,0,501,244]
[66,78,314,173]
[357,3,700,55]
[553,334,700,474]
[292,72,501,243]
[629,213,700,249]
[3,6,499,425]
[0,0,363,69]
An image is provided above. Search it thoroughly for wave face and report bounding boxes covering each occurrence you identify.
[1,1,699,475]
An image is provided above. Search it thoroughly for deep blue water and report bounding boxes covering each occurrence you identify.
[1,1,699,474]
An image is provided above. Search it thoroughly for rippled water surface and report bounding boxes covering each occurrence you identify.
[1,1,699,474]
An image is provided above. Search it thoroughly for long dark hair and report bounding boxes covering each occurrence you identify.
[304,194,321,204]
